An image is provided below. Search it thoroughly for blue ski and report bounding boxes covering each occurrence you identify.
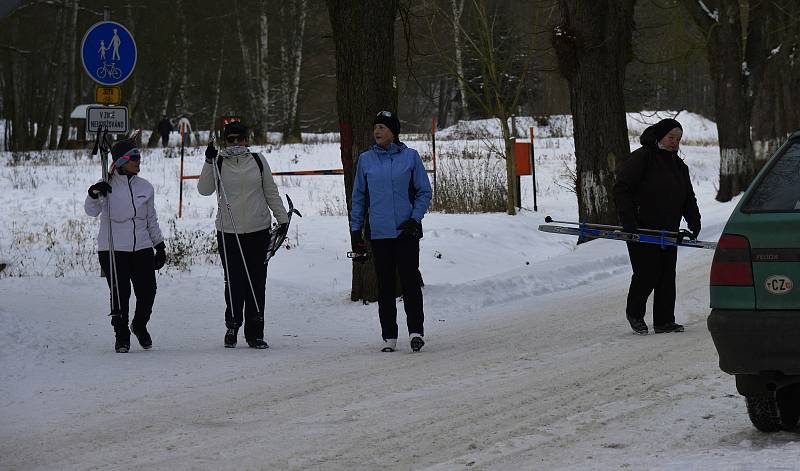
[538,224,717,249]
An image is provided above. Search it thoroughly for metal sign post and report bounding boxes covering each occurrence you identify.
[530,126,538,212]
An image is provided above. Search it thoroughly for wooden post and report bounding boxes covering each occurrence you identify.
[178,125,185,218]
[431,115,437,200]
[530,126,538,212]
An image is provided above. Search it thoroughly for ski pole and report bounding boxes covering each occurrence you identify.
[98,127,122,317]
[210,138,238,329]
[544,216,682,237]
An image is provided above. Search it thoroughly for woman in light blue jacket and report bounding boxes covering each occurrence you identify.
[350,111,432,352]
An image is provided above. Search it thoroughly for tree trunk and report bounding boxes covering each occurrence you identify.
[553,0,634,226]
[146,64,178,148]
[233,0,255,128]
[288,0,306,142]
[36,7,65,150]
[210,35,226,142]
[750,1,799,170]
[451,0,469,120]
[280,0,307,144]
[176,0,189,114]
[681,0,773,201]
[252,0,270,144]
[9,54,30,150]
[705,3,752,200]
[57,0,78,149]
[499,115,517,215]
[327,0,399,303]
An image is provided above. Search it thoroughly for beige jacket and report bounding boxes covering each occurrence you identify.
[198,150,289,233]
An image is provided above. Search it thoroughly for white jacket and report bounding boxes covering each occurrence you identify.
[84,174,164,252]
[197,151,289,233]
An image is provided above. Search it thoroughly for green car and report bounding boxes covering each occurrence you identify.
[708,131,800,432]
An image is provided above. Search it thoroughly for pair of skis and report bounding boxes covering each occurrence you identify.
[538,216,717,249]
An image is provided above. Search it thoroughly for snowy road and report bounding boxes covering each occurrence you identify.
[4,246,799,470]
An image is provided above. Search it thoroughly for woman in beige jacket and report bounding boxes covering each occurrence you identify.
[198,121,288,349]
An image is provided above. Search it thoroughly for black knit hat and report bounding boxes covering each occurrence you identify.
[373,111,400,137]
[651,118,682,142]
[224,121,249,139]
[111,139,136,159]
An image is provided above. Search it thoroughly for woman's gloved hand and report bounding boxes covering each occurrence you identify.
[205,142,218,164]
[153,242,167,270]
[88,181,112,199]
[398,219,421,239]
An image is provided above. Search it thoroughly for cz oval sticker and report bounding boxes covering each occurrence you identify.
[765,275,794,295]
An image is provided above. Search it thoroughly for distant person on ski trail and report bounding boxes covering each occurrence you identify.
[198,121,289,349]
[177,115,192,146]
[350,111,432,353]
[84,140,167,353]
[613,118,701,335]
[157,116,172,147]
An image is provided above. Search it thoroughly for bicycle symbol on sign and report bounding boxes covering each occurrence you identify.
[96,62,121,80]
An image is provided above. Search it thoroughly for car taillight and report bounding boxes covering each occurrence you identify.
[710,234,753,286]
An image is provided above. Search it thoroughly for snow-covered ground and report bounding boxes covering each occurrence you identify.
[2,115,798,470]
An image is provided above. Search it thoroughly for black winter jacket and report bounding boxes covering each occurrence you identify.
[613,126,701,233]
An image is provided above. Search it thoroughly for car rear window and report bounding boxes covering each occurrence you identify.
[742,140,800,212]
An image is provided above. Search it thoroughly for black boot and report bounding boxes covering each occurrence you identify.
[112,316,130,353]
[131,323,152,350]
[247,338,269,349]
[626,315,649,335]
[654,322,685,333]
[224,328,238,348]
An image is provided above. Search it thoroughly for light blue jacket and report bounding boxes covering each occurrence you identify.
[350,142,432,239]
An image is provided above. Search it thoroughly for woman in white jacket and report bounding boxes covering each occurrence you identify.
[85,140,165,353]
[198,121,288,349]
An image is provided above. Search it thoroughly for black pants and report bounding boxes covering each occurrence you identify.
[99,249,157,339]
[160,134,169,147]
[371,237,424,340]
[217,230,268,341]
[625,242,678,326]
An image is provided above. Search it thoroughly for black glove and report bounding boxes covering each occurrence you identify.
[205,142,218,163]
[88,181,112,199]
[622,222,637,234]
[276,222,289,239]
[153,242,166,270]
[351,230,368,264]
[398,218,421,239]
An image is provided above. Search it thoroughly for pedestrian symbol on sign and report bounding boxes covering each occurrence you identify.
[110,28,121,60]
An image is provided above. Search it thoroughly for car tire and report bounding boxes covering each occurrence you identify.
[776,387,800,431]
[745,390,799,432]
[745,393,782,432]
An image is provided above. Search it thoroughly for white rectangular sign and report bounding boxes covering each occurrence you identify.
[86,105,129,133]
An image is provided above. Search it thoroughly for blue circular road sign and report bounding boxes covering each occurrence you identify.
[81,21,137,86]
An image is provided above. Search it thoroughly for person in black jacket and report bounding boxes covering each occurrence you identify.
[157,116,172,147]
[613,118,701,335]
